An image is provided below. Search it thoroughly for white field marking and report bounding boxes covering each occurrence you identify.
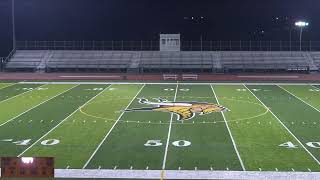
[0,83,16,91]
[17,84,111,157]
[0,84,47,104]
[18,81,320,86]
[244,85,320,165]
[114,166,117,170]
[210,85,246,171]
[162,84,179,170]
[278,85,320,113]
[275,168,278,171]
[311,85,320,91]
[82,84,145,169]
[3,169,315,179]
[308,168,312,172]
[292,168,295,172]
[259,168,262,171]
[98,166,101,170]
[0,85,79,127]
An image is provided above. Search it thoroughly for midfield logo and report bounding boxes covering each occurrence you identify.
[125,98,230,121]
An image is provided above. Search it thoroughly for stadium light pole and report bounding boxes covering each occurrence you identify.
[12,0,16,50]
[295,21,309,51]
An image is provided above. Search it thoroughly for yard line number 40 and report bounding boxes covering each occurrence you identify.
[2,139,60,146]
[279,141,320,149]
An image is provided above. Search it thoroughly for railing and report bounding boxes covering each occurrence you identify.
[16,40,320,51]
[0,57,5,71]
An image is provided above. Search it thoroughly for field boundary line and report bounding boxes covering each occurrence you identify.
[82,84,146,169]
[0,83,16,91]
[19,81,320,86]
[0,84,79,128]
[0,84,47,104]
[244,84,320,165]
[1,169,318,179]
[278,85,320,113]
[210,85,246,171]
[18,84,111,157]
[162,84,179,170]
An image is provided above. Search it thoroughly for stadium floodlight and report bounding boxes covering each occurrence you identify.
[295,21,309,51]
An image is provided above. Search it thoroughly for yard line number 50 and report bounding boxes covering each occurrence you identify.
[144,140,191,147]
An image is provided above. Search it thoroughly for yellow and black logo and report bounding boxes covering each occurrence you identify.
[125,98,230,121]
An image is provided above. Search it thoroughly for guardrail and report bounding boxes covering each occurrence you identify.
[16,40,320,51]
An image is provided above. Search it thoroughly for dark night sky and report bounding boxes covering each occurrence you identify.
[0,0,319,56]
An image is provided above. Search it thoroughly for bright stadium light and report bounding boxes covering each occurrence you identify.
[295,21,309,51]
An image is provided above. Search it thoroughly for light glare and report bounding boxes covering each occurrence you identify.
[295,21,309,27]
[21,157,34,164]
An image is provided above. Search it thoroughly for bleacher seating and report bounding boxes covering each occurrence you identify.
[310,52,320,69]
[220,51,310,71]
[140,51,215,70]
[46,51,136,71]
[5,50,45,71]
[4,50,319,72]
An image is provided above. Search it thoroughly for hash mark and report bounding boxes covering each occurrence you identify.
[291,168,295,172]
[66,165,70,169]
[259,168,262,171]
[308,168,312,172]
[275,168,278,171]
[113,166,117,170]
[50,120,54,123]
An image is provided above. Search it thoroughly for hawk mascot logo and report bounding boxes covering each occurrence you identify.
[125,98,230,121]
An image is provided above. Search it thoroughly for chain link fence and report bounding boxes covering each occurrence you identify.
[16,40,320,51]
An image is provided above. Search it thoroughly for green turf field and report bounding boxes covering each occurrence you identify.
[1,82,320,173]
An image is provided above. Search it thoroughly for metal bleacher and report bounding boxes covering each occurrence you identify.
[310,52,320,69]
[220,51,311,71]
[46,50,136,72]
[5,50,46,71]
[140,51,217,72]
[4,50,320,72]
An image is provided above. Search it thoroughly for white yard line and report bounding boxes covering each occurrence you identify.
[18,84,111,157]
[0,84,47,104]
[210,85,246,171]
[18,81,320,86]
[82,84,146,169]
[0,84,79,128]
[0,83,16,91]
[278,85,320,113]
[162,84,179,170]
[244,84,320,165]
[1,169,318,179]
